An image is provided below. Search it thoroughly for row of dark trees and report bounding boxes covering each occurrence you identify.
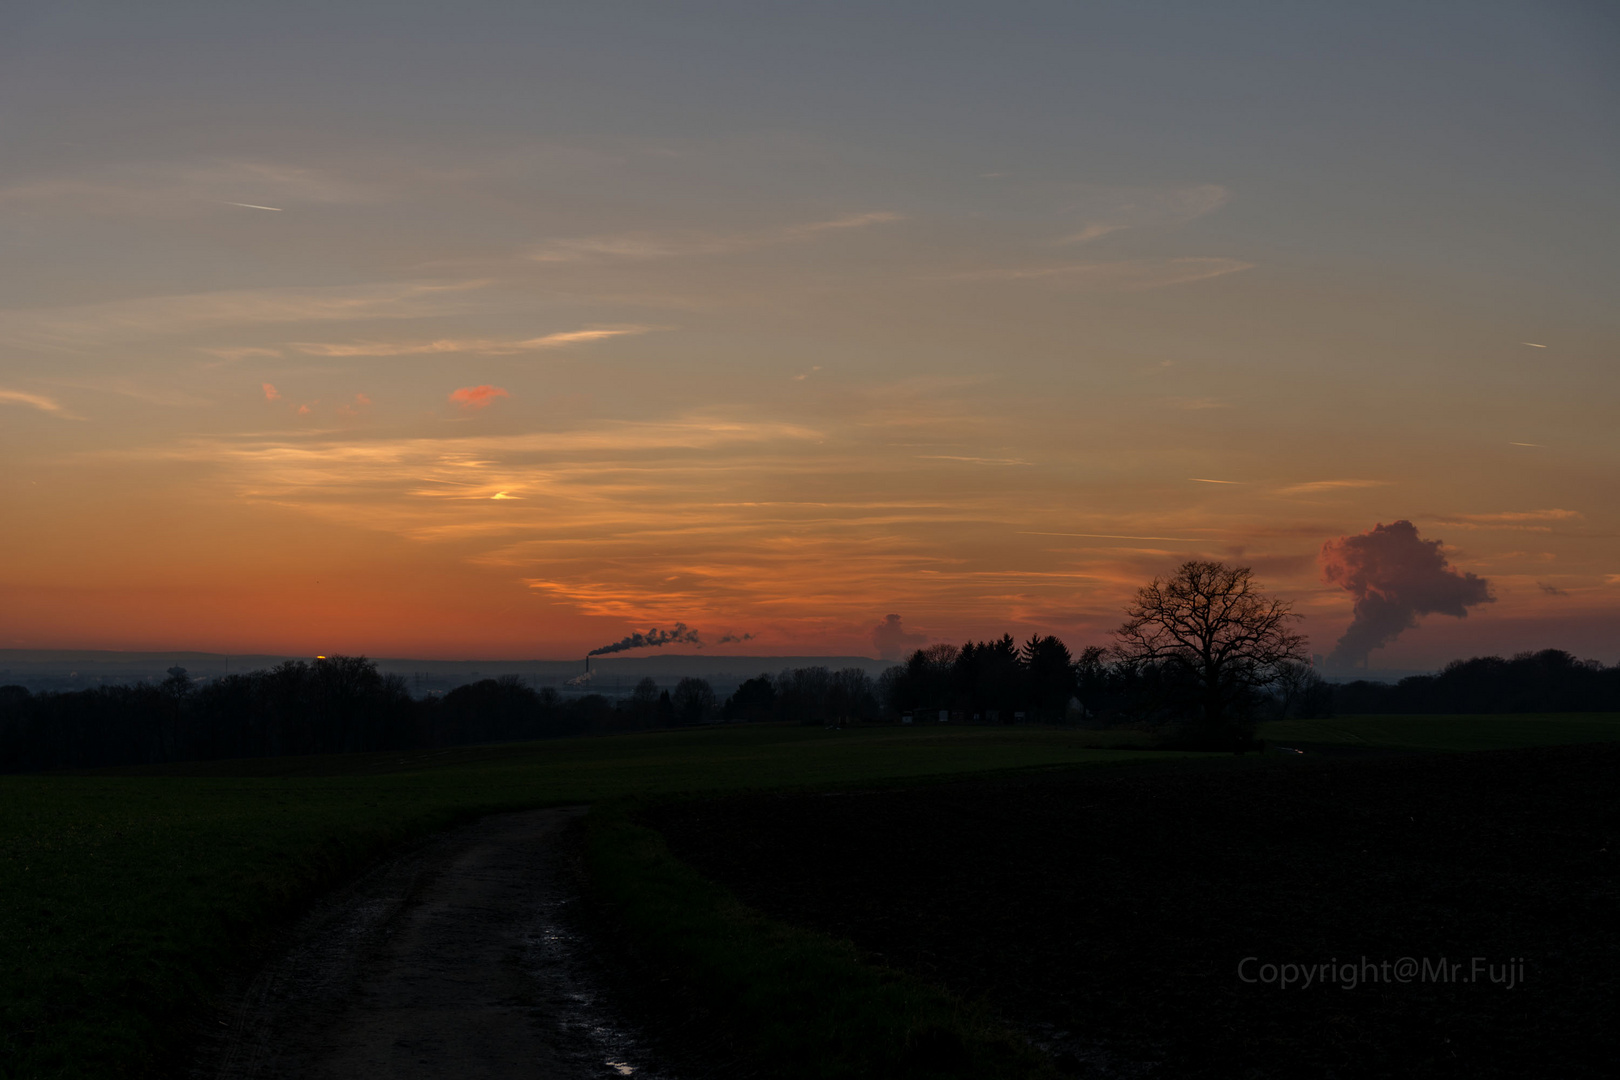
[722,666,884,725]
[1331,650,1620,714]
[0,660,630,773]
[882,635,1079,723]
[4,560,1616,771]
[3,643,1615,773]
[0,657,884,772]
[0,645,1067,773]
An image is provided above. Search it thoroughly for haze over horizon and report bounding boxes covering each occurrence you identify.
[3,2,1617,669]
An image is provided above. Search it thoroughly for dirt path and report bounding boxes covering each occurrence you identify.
[194,807,670,1080]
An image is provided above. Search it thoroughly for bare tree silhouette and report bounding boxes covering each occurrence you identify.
[1114,561,1307,748]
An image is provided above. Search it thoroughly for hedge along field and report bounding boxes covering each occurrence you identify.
[0,724,1179,1080]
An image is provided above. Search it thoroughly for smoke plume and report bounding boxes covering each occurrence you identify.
[870,614,927,661]
[588,623,703,656]
[1320,520,1493,668]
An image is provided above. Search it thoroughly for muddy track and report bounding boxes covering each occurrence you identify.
[191,807,671,1080]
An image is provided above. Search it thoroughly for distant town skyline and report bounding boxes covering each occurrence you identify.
[3,2,1616,667]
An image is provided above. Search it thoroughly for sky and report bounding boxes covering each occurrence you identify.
[2,1,1617,668]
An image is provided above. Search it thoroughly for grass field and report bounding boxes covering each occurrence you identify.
[1256,711,1620,751]
[0,725,1181,1079]
[655,743,1620,1077]
[3,714,1618,1078]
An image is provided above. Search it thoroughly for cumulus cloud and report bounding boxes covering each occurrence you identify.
[1537,582,1569,597]
[871,613,927,660]
[262,383,281,402]
[449,385,509,410]
[1320,520,1494,669]
[716,632,755,645]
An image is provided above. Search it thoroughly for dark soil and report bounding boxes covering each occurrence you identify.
[191,808,677,1080]
[651,746,1620,1079]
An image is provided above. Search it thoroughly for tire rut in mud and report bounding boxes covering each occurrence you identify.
[192,807,671,1080]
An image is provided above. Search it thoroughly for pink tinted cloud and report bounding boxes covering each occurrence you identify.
[449,384,509,410]
[1319,520,1493,669]
[262,383,281,402]
[337,392,372,418]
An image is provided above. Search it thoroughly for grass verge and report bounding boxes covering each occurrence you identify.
[584,799,1051,1079]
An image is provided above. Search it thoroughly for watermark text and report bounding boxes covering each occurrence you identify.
[1237,956,1525,990]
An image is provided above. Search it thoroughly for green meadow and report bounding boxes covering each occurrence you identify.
[4,716,1618,1078]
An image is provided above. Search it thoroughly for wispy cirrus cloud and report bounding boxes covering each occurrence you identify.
[946,257,1253,290]
[291,325,657,357]
[1053,223,1129,246]
[528,211,900,263]
[0,387,81,419]
[1275,479,1388,496]
[200,346,283,363]
[1051,183,1231,245]
[1,280,491,349]
[915,454,1032,466]
[125,403,1241,629]
[43,376,213,408]
[1451,509,1582,523]
[1437,509,1584,531]
[0,159,373,218]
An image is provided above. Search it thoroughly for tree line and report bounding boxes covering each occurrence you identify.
[2,646,1613,774]
[1331,649,1620,714]
[4,562,1615,772]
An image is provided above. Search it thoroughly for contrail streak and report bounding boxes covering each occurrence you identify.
[225,202,285,211]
